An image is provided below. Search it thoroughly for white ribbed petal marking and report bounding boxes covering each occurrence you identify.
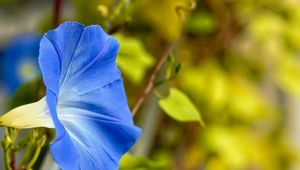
[0,97,54,128]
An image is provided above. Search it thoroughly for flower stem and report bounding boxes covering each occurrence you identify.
[1,128,19,170]
[27,135,46,169]
[3,145,12,170]
[26,144,42,169]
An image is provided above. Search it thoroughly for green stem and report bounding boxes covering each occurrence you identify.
[3,148,12,170]
[26,145,42,170]
[2,128,13,170]
[12,132,32,152]
[26,135,46,170]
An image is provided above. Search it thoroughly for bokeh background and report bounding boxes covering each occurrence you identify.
[1,0,300,170]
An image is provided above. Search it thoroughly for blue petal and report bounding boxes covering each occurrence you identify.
[39,22,141,170]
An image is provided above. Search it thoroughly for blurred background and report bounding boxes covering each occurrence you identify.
[1,0,300,170]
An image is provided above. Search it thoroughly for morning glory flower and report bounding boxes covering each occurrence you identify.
[0,22,141,170]
[1,33,41,96]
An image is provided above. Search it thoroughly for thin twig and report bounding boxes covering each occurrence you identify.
[131,38,180,116]
[53,0,62,27]
[131,0,196,116]
[108,21,129,34]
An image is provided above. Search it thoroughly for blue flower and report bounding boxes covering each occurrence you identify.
[1,33,41,96]
[0,22,141,170]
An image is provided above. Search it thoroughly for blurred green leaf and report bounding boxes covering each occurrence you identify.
[179,63,228,113]
[187,12,217,34]
[0,0,14,5]
[276,56,300,97]
[119,153,169,170]
[8,77,44,109]
[115,34,155,84]
[159,88,204,126]
[135,0,190,41]
[71,0,108,26]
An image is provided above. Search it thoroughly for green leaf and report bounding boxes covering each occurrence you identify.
[115,34,155,84]
[165,54,176,80]
[159,88,204,126]
[119,153,170,170]
[135,0,190,41]
[187,12,217,34]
